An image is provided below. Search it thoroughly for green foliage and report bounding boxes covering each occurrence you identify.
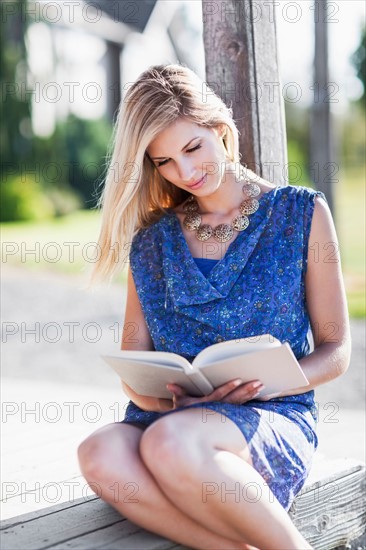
[284,101,310,185]
[31,115,113,209]
[347,291,365,319]
[350,25,366,108]
[1,173,84,222]
[44,185,84,217]
[341,101,366,169]
[0,0,33,177]
[287,140,310,185]
[0,174,55,222]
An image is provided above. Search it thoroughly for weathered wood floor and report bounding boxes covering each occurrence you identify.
[1,457,365,550]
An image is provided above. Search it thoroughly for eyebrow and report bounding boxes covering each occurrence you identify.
[149,137,200,160]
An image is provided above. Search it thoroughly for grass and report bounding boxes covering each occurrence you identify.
[0,210,127,286]
[334,165,365,318]
[1,166,365,317]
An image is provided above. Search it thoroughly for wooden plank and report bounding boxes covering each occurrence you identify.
[0,497,183,550]
[0,476,94,521]
[0,496,98,530]
[0,498,123,550]
[334,532,366,550]
[1,460,365,550]
[289,461,366,550]
[296,456,364,487]
[49,523,185,550]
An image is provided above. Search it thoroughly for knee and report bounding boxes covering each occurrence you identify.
[139,418,205,480]
[140,417,178,457]
[77,423,123,481]
[77,432,107,480]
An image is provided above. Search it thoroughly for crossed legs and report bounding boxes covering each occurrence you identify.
[78,407,312,549]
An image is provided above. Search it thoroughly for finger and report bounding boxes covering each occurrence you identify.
[218,379,263,400]
[206,378,245,401]
[223,380,265,402]
[166,384,186,396]
[256,393,276,401]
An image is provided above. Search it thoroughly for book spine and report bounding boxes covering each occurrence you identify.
[188,371,214,396]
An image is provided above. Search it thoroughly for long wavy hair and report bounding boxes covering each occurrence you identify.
[87,63,245,287]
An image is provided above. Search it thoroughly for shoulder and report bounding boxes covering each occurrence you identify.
[283,184,327,200]
[132,211,168,240]
[308,192,336,245]
[245,176,326,205]
[274,184,329,211]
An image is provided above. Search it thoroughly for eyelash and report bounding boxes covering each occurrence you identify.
[156,144,202,167]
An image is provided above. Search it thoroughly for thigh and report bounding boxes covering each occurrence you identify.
[140,406,254,466]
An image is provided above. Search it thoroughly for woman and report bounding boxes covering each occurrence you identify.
[78,64,351,550]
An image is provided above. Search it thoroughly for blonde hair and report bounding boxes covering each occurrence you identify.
[87,63,243,288]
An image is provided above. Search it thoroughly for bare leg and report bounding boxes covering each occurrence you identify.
[139,408,313,550]
[78,422,256,550]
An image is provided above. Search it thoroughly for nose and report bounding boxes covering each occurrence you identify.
[177,159,196,182]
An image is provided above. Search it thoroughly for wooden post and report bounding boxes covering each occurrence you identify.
[105,41,122,124]
[309,0,335,216]
[201,0,288,186]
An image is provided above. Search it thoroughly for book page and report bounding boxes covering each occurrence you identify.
[193,334,281,368]
[199,344,309,398]
[103,356,203,399]
[102,350,193,371]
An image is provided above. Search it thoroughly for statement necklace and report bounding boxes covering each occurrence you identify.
[182,173,261,243]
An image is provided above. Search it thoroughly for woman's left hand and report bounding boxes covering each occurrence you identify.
[166,378,264,409]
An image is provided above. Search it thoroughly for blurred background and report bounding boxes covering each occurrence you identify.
[1,0,365,519]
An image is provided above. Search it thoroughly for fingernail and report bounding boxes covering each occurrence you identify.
[253,381,263,389]
[233,379,243,386]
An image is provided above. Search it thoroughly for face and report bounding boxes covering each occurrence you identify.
[146,118,228,194]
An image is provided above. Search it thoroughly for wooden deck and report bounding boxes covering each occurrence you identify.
[1,457,365,550]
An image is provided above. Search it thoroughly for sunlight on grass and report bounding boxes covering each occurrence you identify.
[335,166,365,318]
[0,210,128,287]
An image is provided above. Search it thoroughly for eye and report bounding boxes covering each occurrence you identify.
[156,144,202,167]
[187,144,202,153]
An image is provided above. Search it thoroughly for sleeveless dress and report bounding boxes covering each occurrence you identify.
[120,184,327,511]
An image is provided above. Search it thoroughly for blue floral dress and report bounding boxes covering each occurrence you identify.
[120,184,327,511]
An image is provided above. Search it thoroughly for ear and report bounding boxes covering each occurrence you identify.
[217,124,227,139]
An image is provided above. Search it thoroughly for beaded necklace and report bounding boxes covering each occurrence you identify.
[182,169,261,243]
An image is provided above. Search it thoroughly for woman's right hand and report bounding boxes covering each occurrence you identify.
[166,378,265,409]
[122,381,174,412]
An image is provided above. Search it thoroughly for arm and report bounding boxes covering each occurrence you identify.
[121,265,174,412]
[296,195,352,391]
[272,196,352,397]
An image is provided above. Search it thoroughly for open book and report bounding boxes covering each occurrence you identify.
[101,334,309,400]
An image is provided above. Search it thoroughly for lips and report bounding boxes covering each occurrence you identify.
[188,174,206,188]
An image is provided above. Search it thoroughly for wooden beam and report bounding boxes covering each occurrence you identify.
[202,0,288,186]
[105,41,122,123]
[26,0,132,45]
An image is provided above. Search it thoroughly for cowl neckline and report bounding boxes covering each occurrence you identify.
[161,185,284,308]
